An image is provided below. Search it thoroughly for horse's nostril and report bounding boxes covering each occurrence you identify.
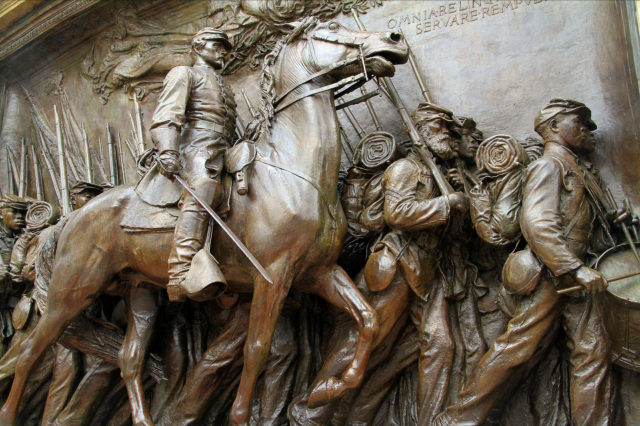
[389,32,402,43]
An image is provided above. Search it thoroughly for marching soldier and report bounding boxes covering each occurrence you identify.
[436,99,618,426]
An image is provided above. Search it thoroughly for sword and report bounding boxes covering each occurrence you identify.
[173,175,274,285]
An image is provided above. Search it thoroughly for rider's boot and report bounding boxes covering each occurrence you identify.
[167,179,221,302]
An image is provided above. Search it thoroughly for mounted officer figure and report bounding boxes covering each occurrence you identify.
[149,28,237,302]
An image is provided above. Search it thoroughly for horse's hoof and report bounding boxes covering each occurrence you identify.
[307,376,347,408]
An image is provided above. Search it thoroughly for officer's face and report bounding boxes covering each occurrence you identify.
[555,113,596,152]
[1,208,24,232]
[198,41,228,69]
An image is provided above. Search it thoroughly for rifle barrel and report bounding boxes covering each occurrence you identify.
[82,123,93,183]
[351,9,453,195]
[54,105,71,215]
[133,97,145,155]
[106,123,117,186]
[19,138,27,197]
[30,145,43,200]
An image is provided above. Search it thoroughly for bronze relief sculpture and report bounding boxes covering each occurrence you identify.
[0,1,639,425]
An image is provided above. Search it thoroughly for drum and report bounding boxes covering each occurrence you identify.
[595,243,640,372]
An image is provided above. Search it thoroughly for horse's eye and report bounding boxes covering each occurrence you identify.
[328,22,339,31]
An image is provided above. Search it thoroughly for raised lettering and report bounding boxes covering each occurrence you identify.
[439,5,447,16]
[472,0,482,6]
[416,23,422,34]
[491,4,500,14]
[450,14,460,26]
[459,0,470,11]
[502,1,514,11]
[460,10,469,24]
[482,6,491,17]
[387,18,397,29]
[448,2,457,13]
[470,9,479,20]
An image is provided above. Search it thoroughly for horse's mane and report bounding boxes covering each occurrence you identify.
[256,17,319,133]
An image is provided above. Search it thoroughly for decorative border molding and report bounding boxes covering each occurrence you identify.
[0,0,101,62]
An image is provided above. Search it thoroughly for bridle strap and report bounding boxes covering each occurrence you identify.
[274,72,366,113]
[273,33,370,114]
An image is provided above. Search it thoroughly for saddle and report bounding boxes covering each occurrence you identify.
[123,142,256,232]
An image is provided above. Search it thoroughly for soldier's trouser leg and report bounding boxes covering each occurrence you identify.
[159,304,249,425]
[563,296,611,425]
[442,279,563,425]
[41,344,81,424]
[259,307,298,426]
[168,176,221,286]
[416,282,455,425]
[346,324,419,424]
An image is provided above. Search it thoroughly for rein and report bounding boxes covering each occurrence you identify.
[273,32,370,114]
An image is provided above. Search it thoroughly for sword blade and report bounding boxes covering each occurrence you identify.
[174,175,274,285]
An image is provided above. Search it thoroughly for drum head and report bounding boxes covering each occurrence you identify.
[595,243,640,371]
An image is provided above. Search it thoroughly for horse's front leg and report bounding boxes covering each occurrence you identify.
[307,264,378,408]
[119,285,161,426]
[229,263,292,426]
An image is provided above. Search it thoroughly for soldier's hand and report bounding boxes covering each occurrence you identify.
[158,150,181,177]
[607,202,632,225]
[572,265,607,295]
[447,192,469,214]
[447,168,465,188]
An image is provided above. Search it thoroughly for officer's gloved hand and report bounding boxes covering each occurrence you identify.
[158,150,181,177]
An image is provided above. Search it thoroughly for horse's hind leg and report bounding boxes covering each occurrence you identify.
[119,286,160,426]
[230,263,293,426]
[306,265,378,408]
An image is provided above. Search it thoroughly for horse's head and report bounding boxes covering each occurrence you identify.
[303,20,408,79]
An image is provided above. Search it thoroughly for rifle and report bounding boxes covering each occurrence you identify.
[30,145,43,200]
[351,9,453,196]
[54,105,71,215]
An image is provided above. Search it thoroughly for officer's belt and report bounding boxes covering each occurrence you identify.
[187,120,230,138]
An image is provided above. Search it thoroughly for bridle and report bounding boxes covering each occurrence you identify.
[273,28,371,114]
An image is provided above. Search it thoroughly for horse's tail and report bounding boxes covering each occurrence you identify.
[32,214,73,315]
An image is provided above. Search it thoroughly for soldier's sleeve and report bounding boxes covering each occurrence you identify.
[382,159,450,232]
[520,158,583,276]
[150,66,192,152]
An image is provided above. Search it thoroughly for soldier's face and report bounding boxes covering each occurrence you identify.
[198,41,228,69]
[1,208,24,232]
[418,119,458,160]
[555,113,596,152]
[456,128,480,160]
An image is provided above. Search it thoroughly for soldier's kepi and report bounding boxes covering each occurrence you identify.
[150,28,237,302]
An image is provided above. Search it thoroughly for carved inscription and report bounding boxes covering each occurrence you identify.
[386,0,548,35]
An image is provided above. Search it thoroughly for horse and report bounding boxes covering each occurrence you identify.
[0,19,408,426]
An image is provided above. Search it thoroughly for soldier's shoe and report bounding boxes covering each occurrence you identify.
[166,282,188,303]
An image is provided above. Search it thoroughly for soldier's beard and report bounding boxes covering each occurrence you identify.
[424,132,457,160]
